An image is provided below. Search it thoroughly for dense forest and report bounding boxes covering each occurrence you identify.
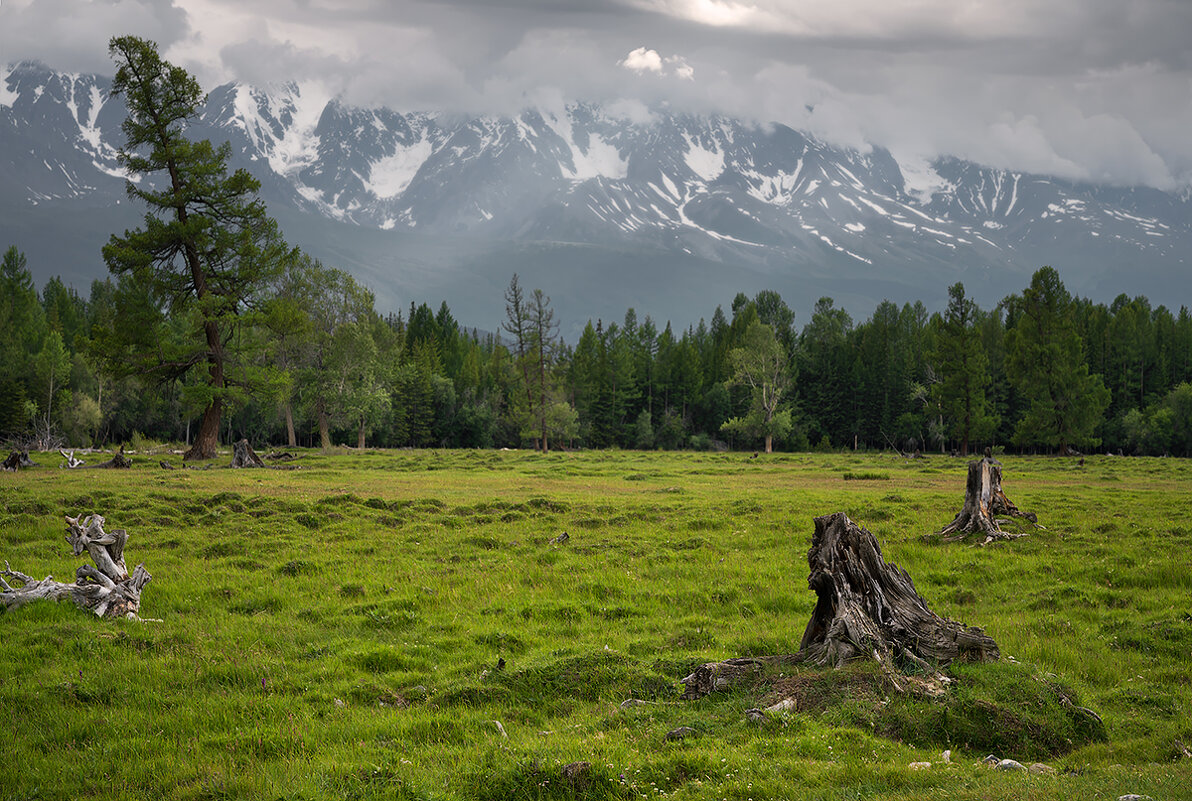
[3,242,1191,457]
[3,36,1191,459]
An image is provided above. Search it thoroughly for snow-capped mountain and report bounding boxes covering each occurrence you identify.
[3,60,1189,330]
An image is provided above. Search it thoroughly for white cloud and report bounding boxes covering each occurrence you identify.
[620,47,664,74]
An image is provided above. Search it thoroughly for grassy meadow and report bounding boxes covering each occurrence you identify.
[1,449,1190,800]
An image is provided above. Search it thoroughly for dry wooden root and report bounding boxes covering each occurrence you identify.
[60,446,132,469]
[936,456,1039,543]
[1,513,151,619]
[682,512,999,700]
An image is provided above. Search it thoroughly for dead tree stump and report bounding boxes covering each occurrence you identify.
[682,512,999,699]
[2,450,35,471]
[230,438,265,468]
[797,512,999,669]
[1,514,151,619]
[937,457,1038,542]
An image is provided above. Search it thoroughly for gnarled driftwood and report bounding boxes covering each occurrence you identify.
[682,512,998,699]
[937,455,1038,542]
[1,513,151,619]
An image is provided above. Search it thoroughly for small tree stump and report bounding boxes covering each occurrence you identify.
[1,513,151,619]
[937,456,1038,542]
[2,450,35,471]
[230,438,265,468]
[682,512,999,699]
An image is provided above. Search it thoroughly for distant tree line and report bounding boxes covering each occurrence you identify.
[4,244,1192,457]
[3,36,1191,458]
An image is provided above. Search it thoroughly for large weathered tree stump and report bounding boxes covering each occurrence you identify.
[1,513,151,619]
[937,456,1038,542]
[682,512,999,699]
[797,512,999,668]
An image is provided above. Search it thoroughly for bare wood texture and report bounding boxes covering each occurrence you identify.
[937,457,1038,542]
[798,512,999,668]
[230,438,265,468]
[681,512,999,700]
[1,514,151,619]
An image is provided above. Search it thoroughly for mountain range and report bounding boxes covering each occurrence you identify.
[2,59,1189,335]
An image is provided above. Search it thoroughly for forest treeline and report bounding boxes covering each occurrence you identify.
[3,243,1191,457]
[3,36,1191,459]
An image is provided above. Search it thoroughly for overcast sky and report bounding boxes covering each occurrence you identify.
[3,0,1190,190]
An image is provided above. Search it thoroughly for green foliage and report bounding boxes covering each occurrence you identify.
[1005,267,1111,453]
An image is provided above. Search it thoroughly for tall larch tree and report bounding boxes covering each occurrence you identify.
[101,36,295,460]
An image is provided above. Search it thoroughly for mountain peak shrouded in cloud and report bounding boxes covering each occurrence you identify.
[0,0,1189,191]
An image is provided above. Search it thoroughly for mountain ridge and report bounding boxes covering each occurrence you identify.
[2,59,1188,333]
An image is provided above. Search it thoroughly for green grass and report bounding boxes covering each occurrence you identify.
[2,450,1190,800]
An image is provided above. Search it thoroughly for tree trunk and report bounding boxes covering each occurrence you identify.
[1,514,151,619]
[682,512,999,699]
[764,434,773,453]
[285,401,297,448]
[936,456,1038,542]
[230,439,265,468]
[184,397,222,460]
[318,404,332,450]
[357,418,366,450]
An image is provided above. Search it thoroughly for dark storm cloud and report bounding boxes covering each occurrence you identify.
[3,0,1189,188]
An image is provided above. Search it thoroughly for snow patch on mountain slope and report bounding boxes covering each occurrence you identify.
[367,134,433,198]
[541,108,628,180]
[0,65,16,108]
[898,155,951,204]
[683,135,724,181]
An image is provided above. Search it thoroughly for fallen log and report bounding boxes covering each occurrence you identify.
[936,455,1038,543]
[682,512,999,699]
[1,513,151,619]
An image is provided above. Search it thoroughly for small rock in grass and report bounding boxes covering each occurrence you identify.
[334,698,345,708]
[995,759,1026,772]
[665,726,698,742]
[744,708,766,723]
[619,698,648,711]
[941,750,952,764]
[1118,796,1152,801]
[982,754,999,766]
[766,697,796,714]
[1029,763,1056,775]
[908,762,931,770]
